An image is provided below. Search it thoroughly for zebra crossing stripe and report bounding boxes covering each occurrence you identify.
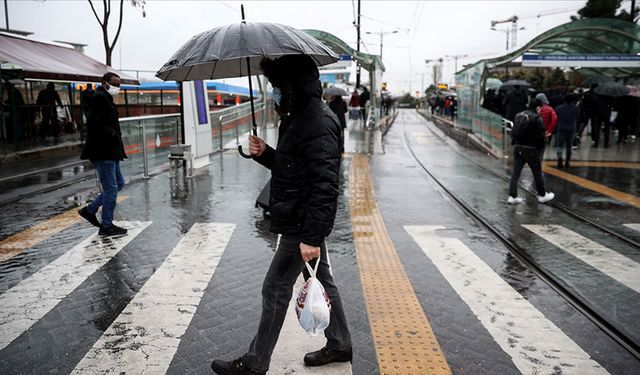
[0,221,151,352]
[270,251,352,374]
[623,223,640,233]
[0,196,128,263]
[523,224,640,294]
[405,225,608,375]
[71,223,235,374]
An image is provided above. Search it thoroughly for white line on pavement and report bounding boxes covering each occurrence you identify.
[71,223,235,375]
[623,223,640,233]
[523,224,640,294]
[0,221,151,351]
[405,225,608,375]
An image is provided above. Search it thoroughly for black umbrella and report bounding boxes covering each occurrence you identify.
[499,80,531,90]
[156,5,339,157]
[581,75,614,88]
[593,81,630,97]
[324,86,348,97]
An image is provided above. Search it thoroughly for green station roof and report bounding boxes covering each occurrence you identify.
[460,18,640,79]
[303,29,385,72]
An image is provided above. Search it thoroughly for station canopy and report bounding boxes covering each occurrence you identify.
[0,32,139,84]
[460,18,640,80]
[303,29,385,73]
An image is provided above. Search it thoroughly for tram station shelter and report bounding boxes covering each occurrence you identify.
[454,18,640,157]
[0,31,138,145]
[303,29,385,127]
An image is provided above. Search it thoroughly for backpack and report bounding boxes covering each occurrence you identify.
[511,112,530,141]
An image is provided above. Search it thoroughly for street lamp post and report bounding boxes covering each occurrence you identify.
[365,30,398,60]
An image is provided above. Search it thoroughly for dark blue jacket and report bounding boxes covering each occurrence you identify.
[555,103,579,133]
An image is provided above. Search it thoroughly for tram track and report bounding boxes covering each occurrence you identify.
[416,112,640,249]
[400,117,640,361]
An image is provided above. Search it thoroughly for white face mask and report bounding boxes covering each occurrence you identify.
[106,84,120,97]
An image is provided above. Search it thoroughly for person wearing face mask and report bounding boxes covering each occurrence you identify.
[210,55,351,375]
[78,72,128,237]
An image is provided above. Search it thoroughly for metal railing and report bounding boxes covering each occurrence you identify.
[116,100,272,179]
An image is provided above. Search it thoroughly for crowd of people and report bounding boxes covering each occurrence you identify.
[426,94,458,121]
[483,83,640,153]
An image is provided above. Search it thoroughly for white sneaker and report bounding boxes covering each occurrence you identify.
[507,196,523,205]
[537,192,555,203]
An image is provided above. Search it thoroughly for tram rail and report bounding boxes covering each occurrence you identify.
[401,119,640,361]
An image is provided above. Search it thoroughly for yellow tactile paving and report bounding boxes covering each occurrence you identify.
[349,154,451,375]
[0,196,128,263]
[542,165,640,208]
[543,160,640,169]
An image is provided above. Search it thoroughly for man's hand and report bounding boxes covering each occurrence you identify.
[300,242,320,262]
[249,135,266,157]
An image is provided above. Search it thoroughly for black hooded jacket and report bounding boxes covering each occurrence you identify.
[254,65,342,246]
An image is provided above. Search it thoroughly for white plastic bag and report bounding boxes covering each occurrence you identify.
[295,259,331,336]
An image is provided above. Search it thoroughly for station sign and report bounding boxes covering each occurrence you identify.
[522,54,640,68]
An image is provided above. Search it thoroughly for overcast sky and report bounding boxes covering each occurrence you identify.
[4,0,603,93]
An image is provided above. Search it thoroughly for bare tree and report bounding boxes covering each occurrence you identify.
[88,0,146,66]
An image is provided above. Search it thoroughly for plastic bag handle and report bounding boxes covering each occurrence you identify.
[304,255,321,278]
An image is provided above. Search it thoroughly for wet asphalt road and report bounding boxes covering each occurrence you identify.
[0,110,638,374]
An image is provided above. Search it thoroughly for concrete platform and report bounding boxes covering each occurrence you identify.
[0,110,638,374]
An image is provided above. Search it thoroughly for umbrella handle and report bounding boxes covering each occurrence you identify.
[238,145,252,159]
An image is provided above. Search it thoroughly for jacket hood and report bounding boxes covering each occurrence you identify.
[535,93,549,105]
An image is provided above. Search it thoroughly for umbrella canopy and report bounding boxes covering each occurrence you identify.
[593,81,630,97]
[581,75,614,87]
[324,86,348,97]
[485,78,502,90]
[500,80,530,89]
[156,22,339,81]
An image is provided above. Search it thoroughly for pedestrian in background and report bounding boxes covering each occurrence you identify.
[329,94,347,130]
[36,82,62,139]
[211,55,352,375]
[535,92,557,159]
[504,85,528,122]
[359,85,370,123]
[78,72,128,237]
[348,89,360,120]
[554,94,580,168]
[507,98,555,205]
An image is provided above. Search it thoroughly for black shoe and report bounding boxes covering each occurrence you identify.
[210,358,264,375]
[98,224,128,237]
[78,207,101,227]
[565,161,570,168]
[304,347,352,367]
[557,157,563,169]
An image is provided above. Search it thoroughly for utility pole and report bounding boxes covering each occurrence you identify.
[445,54,468,74]
[4,0,9,30]
[366,30,398,61]
[356,0,361,88]
[632,0,637,22]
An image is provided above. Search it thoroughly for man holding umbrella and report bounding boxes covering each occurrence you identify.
[211,55,352,374]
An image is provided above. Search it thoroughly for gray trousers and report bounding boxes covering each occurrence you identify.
[242,235,352,373]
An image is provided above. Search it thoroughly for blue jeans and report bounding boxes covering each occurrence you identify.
[242,235,352,373]
[87,160,125,228]
[556,131,575,163]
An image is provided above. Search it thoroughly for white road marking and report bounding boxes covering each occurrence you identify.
[523,224,640,294]
[405,225,608,375]
[623,223,640,233]
[71,223,235,374]
[0,221,151,351]
[270,249,352,374]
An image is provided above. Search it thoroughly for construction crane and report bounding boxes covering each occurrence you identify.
[490,7,580,50]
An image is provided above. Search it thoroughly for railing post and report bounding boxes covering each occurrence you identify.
[235,110,240,145]
[139,120,149,179]
[218,116,224,151]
